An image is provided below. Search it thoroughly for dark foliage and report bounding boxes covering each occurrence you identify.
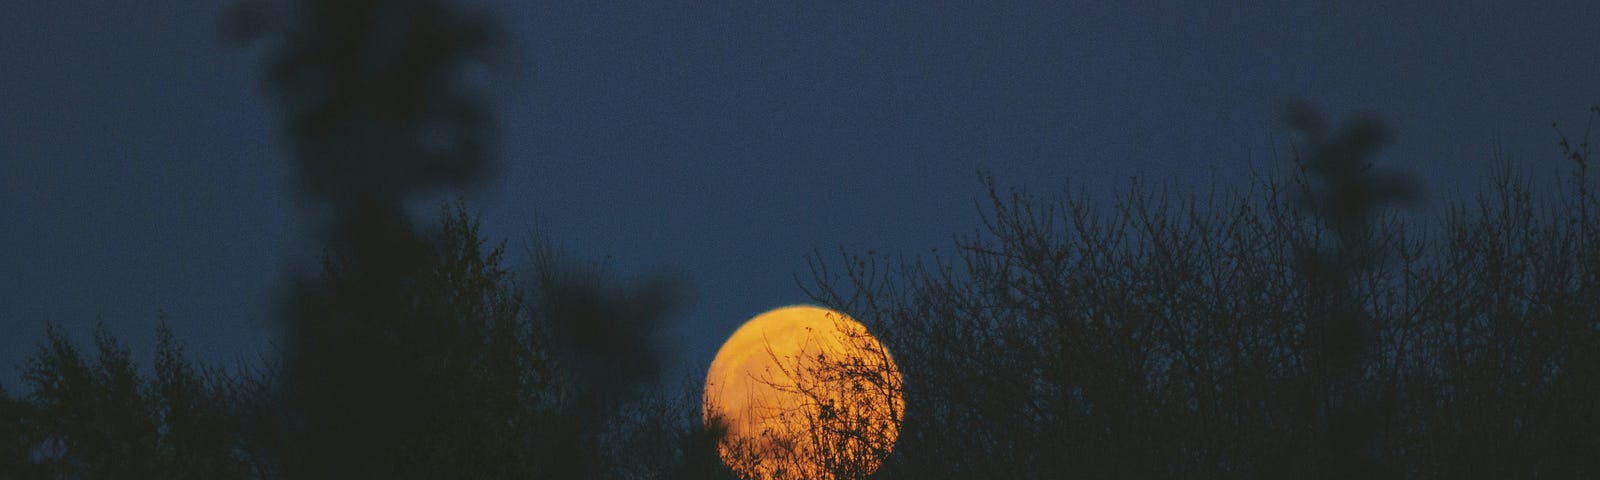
[0,205,708,479]
[1,325,250,479]
[806,106,1600,478]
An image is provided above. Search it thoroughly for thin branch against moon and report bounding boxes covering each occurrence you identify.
[704,306,904,480]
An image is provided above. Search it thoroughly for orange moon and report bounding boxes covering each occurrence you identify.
[703,305,904,480]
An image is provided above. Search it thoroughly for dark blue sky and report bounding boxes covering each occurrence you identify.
[3,1,1596,388]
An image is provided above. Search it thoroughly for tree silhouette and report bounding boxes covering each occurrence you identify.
[266,204,549,478]
[223,0,554,475]
[221,0,703,477]
[522,244,689,479]
[1281,101,1420,478]
[0,383,33,477]
[2,324,251,479]
[805,105,1600,478]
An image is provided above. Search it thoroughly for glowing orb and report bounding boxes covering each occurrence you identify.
[703,305,904,480]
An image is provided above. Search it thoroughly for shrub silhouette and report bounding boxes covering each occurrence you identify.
[4,324,251,479]
[806,106,1600,478]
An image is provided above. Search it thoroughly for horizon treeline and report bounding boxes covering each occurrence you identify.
[804,106,1600,478]
[4,107,1597,478]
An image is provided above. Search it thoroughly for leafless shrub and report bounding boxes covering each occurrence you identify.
[807,107,1600,478]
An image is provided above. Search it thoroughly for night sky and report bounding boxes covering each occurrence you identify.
[3,1,1597,389]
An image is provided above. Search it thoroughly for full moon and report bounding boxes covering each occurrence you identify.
[703,305,904,480]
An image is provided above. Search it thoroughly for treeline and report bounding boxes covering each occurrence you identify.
[5,109,1596,479]
[806,107,1600,478]
[0,204,728,479]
